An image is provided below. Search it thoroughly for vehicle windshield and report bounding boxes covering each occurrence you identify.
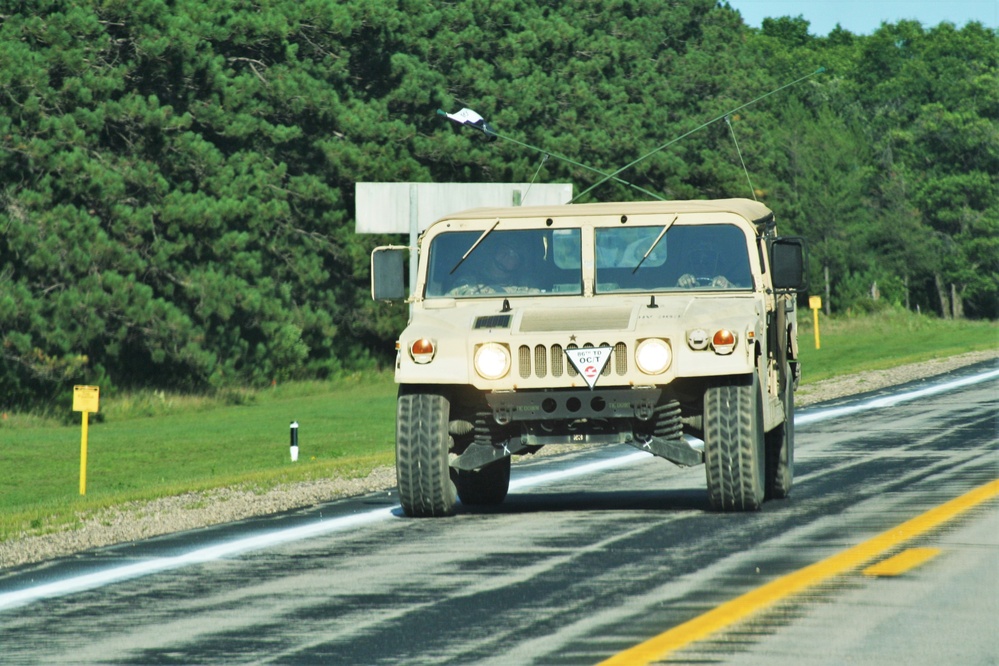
[595,223,753,292]
[425,228,583,298]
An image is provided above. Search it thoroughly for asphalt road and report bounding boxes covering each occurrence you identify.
[1,362,997,665]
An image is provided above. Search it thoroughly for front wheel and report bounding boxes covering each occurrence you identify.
[704,374,766,511]
[396,386,457,517]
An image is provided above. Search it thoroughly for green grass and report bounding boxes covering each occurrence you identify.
[0,373,397,541]
[796,308,998,382]
[1,310,996,542]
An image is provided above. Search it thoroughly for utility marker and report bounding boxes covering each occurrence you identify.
[809,295,822,349]
[72,385,100,495]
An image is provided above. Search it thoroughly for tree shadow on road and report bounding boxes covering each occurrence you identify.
[459,487,711,515]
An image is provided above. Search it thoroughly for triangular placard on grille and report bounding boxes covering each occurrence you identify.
[564,346,613,390]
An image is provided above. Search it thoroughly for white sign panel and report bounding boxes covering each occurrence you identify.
[565,347,614,390]
[355,182,573,234]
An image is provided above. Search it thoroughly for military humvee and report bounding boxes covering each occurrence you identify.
[371,198,808,517]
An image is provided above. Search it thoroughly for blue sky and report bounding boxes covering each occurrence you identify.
[726,0,999,36]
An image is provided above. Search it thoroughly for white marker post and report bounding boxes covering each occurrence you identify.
[289,421,299,462]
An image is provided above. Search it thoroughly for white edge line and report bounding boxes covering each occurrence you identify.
[509,451,651,492]
[2,366,995,611]
[795,367,999,426]
[0,508,395,612]
[0,455,651,612]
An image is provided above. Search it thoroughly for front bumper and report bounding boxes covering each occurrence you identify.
[485,387,662,424]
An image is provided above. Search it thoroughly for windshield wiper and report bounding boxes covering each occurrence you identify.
[449,219,500,275]
[632,215,678,274]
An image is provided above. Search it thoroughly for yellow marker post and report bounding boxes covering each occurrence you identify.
[73,385,100,495]
[808,296,822,349]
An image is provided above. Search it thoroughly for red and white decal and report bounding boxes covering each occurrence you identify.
[564,346,613,390]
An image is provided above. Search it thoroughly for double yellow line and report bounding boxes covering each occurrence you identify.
[601,478,999,665]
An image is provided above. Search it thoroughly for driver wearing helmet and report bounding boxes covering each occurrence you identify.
[484,242,522,286]
[447,239,532,295]
[677,242,733,288]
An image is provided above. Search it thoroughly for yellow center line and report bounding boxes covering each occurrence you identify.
[599,478,999,666]
[863,547,941,577]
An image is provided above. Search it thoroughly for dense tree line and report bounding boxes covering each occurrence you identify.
[1,1,996,405]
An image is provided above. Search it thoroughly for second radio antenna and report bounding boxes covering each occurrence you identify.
[438,67,825,203]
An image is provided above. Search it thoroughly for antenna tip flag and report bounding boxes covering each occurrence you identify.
[440,107,498,139]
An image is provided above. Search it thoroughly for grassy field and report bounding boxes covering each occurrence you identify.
[1,310,995,541]
[796,307,998,382]
[0,377,398,540]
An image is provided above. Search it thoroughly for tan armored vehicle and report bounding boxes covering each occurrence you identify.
[371,198,808,517]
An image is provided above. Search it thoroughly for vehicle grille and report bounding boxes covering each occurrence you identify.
[518,342,628,379]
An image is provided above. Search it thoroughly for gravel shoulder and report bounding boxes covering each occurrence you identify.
[793,349,998,407]
[2,349,996,570]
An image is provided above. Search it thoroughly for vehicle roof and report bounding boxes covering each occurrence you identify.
[436,197,774,225]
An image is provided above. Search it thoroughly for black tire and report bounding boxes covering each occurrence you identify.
[454,456,511,506]
[704,374,766,511]
[765,362,795,500]
[396,386,457,517]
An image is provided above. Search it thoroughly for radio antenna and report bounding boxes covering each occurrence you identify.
[726,115,756,201]
[570,67,825,202]
[437,108,665,201]
[438,67,824,203]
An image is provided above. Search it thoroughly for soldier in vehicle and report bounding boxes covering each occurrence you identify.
[676,241,734,288]
[448,238,535,295]
[485,241,523,286]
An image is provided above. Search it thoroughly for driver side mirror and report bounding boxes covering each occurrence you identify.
[371,246,408,300]
[770,237,809,293]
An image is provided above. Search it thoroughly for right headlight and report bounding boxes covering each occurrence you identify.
[635,338,672,375]
[474,343,511,380]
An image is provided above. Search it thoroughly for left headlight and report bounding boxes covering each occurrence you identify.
[635,338,672,375]
[474,343,511,380]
